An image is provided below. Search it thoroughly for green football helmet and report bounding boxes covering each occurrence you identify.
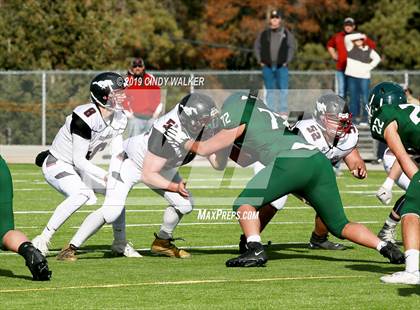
[367,82,407,119]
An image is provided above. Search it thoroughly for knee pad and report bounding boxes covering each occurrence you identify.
[79,189,97,206]
[173,198,194,215]
[102,203,125,224]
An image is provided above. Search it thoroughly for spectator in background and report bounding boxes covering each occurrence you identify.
[345,32,380,125]
[124,58,162,137]
[254,9,296,115]
[327,17,376,98]
[405,87,420,105]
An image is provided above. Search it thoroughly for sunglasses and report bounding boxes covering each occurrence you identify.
[132,64,144,68]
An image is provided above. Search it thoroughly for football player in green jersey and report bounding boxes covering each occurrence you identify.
[165,91,404,267]
[367,82,420,285]
[0,155,51,280]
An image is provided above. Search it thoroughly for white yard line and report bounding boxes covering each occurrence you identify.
[15,220,381,230]
[12,205,395,215]
[0,275,368,293]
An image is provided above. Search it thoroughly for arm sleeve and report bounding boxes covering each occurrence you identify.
[253,31,262,63]
[72,134,107,180]
[147,127,176,159]
[326,34,337,48]
[344,34,354,51]
[369,50,381,70]
[70,113,91,139]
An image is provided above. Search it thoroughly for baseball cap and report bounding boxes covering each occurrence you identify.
[131,58,144,68]
[270,9,282,18]
[344,17,355,25]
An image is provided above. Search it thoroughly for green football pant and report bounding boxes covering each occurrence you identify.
[233,152,349,238]
[400,170,420,217]
[0,156,15,248]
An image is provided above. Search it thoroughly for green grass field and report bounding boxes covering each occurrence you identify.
[2,164,419,309]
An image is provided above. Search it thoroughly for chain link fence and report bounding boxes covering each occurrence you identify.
[0,70,418,146]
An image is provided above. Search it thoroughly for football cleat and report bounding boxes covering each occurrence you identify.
[309,232,346,250]
[57,244,78,261]
[25,247,52,281]
[111,240,142,258]
[379,242,405,264]
[151,233,191,258]
[226,242,267,267]
[380,271,420,285]
[32,235,50,256]
[377,223,397,244]
[239,234,247,254]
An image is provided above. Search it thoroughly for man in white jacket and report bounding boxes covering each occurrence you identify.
[345,32,380,124]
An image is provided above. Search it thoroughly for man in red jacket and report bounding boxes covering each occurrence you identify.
[124,58,163,137]
[327,17,376,98]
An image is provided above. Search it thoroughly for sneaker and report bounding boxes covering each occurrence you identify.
[226,242,267,267]
[57,244,77,261]
[32,235,50,256]
[379,242,405,264]
[309,233,346,250]
[111,240,142,258]
[25,247,52,281]
[377,223,397,244]
[151,233,191,258]
[381,271,420,285]
[239,234,247,254]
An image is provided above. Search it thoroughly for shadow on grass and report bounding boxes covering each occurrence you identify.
[0,269,32,281]
[190,243,384,265]
[398,286,420,296]
[345,263,403,274]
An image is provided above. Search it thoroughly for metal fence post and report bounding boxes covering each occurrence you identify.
[190,72,195,93]
[404,71,409,87]
[41,72,46,146]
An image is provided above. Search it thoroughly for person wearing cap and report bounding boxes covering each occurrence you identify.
[344,32,380,124]
[327,17,376,98]
[124,58,163,137]
[254,9,296,114]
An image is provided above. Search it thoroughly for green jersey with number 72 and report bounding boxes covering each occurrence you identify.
[220,92,318,165]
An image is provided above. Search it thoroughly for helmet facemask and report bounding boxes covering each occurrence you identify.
[103,88,127,112]
[320,112,352,140]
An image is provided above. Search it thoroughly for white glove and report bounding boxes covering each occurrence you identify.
[376,186,392,205]
[164,126,189,148]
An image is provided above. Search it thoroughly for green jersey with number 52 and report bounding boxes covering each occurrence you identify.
[370,104,420,153]
[220,92,318,165]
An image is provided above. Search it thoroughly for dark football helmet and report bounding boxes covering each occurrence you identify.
[313,93,352,138]
[90,72,127,111]
[178,93,219,137]
[367,82,407,119]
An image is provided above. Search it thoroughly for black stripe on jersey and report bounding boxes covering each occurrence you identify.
[147,127,176,159]
[70,113,92,140]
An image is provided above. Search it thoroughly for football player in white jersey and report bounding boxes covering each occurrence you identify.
[32,72,140,258]
[239,93,366,253]
[55,93,222,260]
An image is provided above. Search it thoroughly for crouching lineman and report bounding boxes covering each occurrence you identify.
[367,82,420,284]
[242,93,367,252]
[165,91,404,268]
[1,155,51,280]
[32,72,140,258]
[56,93,222,260]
